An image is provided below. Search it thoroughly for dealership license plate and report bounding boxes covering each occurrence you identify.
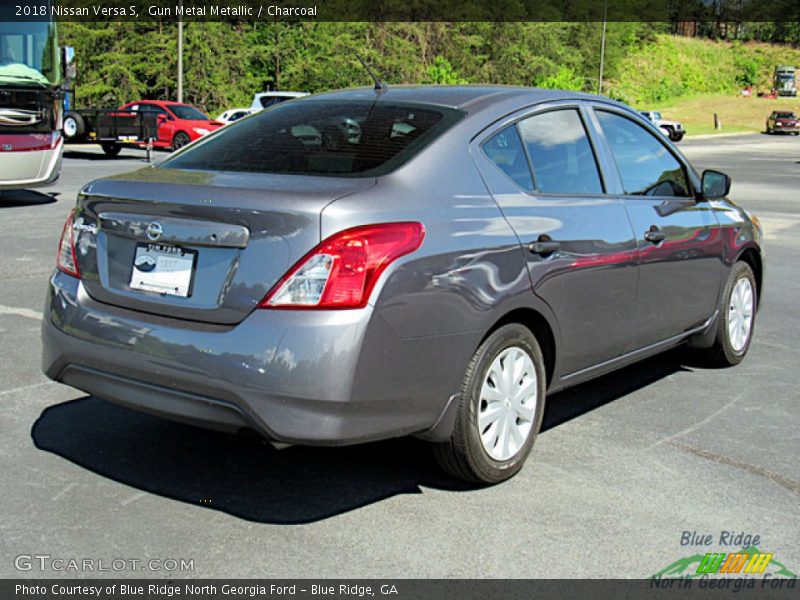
[129,243,197,298]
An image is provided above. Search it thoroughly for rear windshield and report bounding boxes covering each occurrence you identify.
[162,100,465,177]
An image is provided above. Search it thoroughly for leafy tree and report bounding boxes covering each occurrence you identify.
[423,56,468,84]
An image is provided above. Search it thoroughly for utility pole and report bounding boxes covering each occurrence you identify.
[598,0,607,96]
[177,0,184,103]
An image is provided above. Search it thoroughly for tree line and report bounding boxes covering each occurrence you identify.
[59,21,798,115]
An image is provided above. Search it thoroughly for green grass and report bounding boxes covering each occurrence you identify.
[609,34,800,107]
[648,93,800,136]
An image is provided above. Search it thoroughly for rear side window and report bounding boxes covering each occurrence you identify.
[260,96,291,109]
[482,126,534,191]
[164,100,464,177]
[517,109,604,195]
[596,111,690,197]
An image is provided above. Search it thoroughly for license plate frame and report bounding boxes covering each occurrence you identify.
[129,243,198,298]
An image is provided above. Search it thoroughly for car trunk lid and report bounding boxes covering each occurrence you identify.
[72,167,374,325]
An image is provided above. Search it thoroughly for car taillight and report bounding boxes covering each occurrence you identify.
[56,212,80,278]
[260,222,425,309]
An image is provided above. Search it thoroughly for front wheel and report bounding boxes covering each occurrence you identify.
[701,262,757,366]
[172,132,191,151]
[432,324,546,484]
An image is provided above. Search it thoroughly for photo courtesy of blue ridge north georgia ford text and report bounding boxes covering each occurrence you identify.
[0,0,798,595]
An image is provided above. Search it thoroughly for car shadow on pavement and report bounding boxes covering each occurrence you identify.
[63,149,153,162]
[31,348,692,524]
[0,189,58,207]
[31,397,471,525]
[542,347,692,431]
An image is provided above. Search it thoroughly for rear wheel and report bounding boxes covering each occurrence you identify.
[172,131,191,151]
[701,262,757,366]
[101,142,122,157]
[433,324,546,484]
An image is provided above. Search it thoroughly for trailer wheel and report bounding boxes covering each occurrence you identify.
[101,142,122,157]
[63,112,85,141]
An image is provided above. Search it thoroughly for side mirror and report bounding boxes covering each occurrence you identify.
[701,169,731,200]
[157,114,168,123]
[60,46,76,82]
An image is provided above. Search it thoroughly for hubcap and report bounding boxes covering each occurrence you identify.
[63,118,76,138]
[477,346,537,461]
[728,277,754,353]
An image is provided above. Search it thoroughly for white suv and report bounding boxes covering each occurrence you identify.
[640,111,685,142]
[250,91,308,112]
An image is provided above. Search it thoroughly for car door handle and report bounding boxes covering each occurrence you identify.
[528,240,561,255]
[644,227,666,244]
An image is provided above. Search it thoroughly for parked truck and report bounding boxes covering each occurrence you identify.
[774,65,797,97]
[0,18,73,188]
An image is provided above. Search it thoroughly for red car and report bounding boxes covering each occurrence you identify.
[120,100,224,150]
[766,110,800,135]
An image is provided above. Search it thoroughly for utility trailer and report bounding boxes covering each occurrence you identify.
[62,108,158,159]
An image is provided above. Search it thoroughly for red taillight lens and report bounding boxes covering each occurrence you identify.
[56,212,80,278]
[260,222,425,309]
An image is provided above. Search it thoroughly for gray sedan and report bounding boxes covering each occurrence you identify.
[42,86,763,484]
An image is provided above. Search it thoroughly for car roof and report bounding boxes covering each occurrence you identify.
[305,85,624,115]
[129,100,193,107]
[254,91,308,98]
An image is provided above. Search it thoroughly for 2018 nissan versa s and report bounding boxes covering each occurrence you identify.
[42,86,764,484]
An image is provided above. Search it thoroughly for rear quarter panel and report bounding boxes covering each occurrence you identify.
[319,117,552,417]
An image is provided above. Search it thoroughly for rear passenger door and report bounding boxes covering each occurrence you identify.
[472,103,639,377]
[589,107,722,347]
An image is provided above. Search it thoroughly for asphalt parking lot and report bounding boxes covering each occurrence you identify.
[1,135,798,579]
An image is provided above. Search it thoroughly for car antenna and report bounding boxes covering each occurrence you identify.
[356,54,388,93]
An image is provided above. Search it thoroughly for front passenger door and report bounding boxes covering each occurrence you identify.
[140,103,172,145]
[592,108,723,347]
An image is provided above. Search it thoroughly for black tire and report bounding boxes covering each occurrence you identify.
[172,131,191,151]
[432,324,547,484]
[63,111,85,141]
[701,262,757,367]
[672,131,684,142]
[101,142,122,157]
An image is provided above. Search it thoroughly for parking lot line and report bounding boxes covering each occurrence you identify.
[0,304,42,321]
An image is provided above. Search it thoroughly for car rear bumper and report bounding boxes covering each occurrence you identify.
[42,271,463,445]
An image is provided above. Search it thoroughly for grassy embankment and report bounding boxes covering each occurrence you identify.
[609,35,800,136]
